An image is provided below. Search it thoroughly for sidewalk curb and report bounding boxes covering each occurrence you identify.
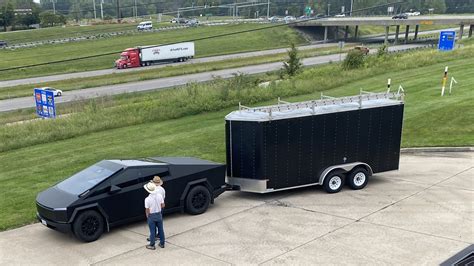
[400,147,474,154]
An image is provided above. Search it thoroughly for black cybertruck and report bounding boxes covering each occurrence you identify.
[36,157,226,242]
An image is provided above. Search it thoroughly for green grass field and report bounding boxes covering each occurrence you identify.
[0,23,137,44]
[0,42,473,231]
[0,24,305,81]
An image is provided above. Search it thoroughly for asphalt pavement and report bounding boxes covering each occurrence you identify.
[0,44,425,112]
[0,151,472,265]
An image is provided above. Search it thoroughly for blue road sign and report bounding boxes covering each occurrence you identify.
[34,88,56,118]
[438,31,456,51]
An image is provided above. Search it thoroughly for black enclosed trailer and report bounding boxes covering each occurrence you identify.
[225,91,404,193]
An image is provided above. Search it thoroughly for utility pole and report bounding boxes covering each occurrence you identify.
[134,0,137,18]
[116,0,120,22]
[93,0,97,19]
[100,0,104,20]
[350,0,353,16]
[327,3,330,16]
[267,0,270,19]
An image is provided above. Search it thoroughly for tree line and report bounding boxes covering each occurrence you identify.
[1,0,472,32]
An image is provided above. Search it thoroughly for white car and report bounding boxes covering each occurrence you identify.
[40,87,63,97]
[137,21,153,31]
[284,16,296,21]
[405,11,420,16]
[335,14,346,17]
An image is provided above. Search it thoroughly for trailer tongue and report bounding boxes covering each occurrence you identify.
[225,91,405,194]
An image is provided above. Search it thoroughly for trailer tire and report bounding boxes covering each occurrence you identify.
[185,185,211,215]
[347,167,369,190]
[73,210,104,242]
[323,171,345,193]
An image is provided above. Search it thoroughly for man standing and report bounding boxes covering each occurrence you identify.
[153,176,165,200]
[147,176,166,242]
[144,182,165,250]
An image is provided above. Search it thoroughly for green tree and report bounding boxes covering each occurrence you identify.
[1,2,15,31]
[282,43,302,77]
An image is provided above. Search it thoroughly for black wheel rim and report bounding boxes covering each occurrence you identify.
[191,192,206,209]
[81,216,99,236]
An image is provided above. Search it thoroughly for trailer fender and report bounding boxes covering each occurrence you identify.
[179,178,214,213]
[319,162,373,185]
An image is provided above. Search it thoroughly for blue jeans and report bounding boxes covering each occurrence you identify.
[147,212,165,246]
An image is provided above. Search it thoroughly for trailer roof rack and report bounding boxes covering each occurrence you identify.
[227,91,404,122]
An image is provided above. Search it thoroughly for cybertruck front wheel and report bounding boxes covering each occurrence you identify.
[73,210,104,242]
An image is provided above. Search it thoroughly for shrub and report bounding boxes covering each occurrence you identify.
[377,44,388,57]
[282,43,302,77]
[342,50,365,70]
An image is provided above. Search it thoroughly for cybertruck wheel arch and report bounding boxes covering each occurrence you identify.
[69,204,111,232]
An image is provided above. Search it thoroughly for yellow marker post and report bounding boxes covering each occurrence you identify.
[441,66,448,96]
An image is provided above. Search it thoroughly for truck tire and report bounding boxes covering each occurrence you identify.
[73,210,104,242]
[185,185,211,215]
[347,167,369,190]
[323,171,345,193]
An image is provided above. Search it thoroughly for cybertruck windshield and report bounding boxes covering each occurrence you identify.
[56,160,122,195]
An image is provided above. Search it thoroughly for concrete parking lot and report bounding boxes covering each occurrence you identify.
[0,151,472,265]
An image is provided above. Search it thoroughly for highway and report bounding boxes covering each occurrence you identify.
[0,44,425,112]
[0,43,338,88]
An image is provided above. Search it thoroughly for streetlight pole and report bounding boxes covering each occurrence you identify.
[100,0,104,20]
[327,3,330,16]
[51,0,56,14]
[93,0,97,19]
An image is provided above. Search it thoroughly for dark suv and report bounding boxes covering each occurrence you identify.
[0,40,7,48]
[36,157,226,242]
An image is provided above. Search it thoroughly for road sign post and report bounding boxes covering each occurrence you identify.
[34,88,56,118]
[438,31,456,51]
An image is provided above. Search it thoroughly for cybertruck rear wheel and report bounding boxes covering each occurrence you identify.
[73,210,104,242]
[185,185,211,215]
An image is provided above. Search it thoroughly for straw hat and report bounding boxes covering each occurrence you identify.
[144,182,157,194]
[152,176,163,186]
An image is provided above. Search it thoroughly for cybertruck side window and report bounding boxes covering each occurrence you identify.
[112,169,143,188]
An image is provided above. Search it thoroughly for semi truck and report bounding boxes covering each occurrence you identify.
[115,42,195,69]
[37,91,405,242]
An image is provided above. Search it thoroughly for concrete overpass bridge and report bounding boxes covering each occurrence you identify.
[294,15,474,44]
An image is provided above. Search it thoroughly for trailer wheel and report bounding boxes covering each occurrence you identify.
[185,185,211,215]
[73,210,104,242]
[323,172,345,193]
[347,167,369,190]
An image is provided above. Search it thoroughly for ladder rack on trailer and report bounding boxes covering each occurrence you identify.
[238,91,404,119]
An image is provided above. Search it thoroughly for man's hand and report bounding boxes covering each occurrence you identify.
[145,208,150,218]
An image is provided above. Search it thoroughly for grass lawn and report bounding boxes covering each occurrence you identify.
[0,42,473,231]
[0,24,305,81]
